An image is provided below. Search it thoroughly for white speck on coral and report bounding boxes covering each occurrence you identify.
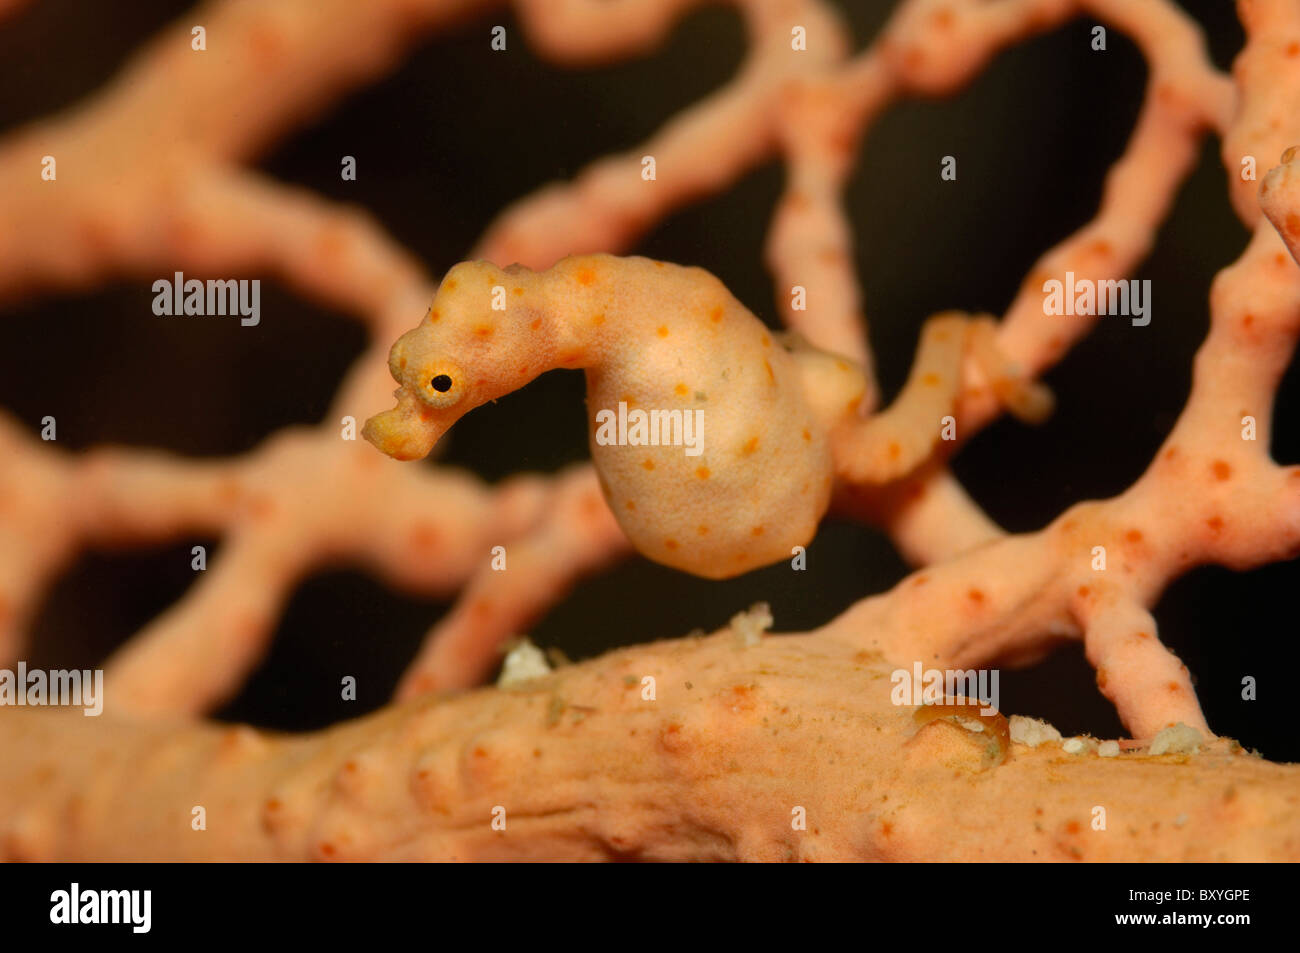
[730,602,773,648]
[1148,723,1202,756]
[497,636,552,687]
[1098,740,1120,758]
[1063,737,1086,754]
[1009,715,1063,747]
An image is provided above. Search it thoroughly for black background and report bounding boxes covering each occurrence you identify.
[0,0,1293,762]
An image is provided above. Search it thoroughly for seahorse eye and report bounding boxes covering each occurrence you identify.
[416,359,465,409]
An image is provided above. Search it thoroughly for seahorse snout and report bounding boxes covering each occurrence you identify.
[362,394,447,461]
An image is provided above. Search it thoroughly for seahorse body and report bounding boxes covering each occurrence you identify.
[364,254,852,578]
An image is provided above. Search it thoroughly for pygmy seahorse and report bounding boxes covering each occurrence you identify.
[364,254,1048,578]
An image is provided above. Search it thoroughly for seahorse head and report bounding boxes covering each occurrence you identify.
[363,261,550,460]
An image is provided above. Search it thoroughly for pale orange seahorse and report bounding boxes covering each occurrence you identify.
[364,254,1049,578]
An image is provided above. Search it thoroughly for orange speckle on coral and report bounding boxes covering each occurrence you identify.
[1136,631,1152,640]
[881,821,894,836]
[429,309,441,322]
[592,312,605,326]
[443,278,457,290]
[887,441,901,460]
[1207,515,1224,531]
[761,334,771,348]
[764,359,775,383]
[216,478,242,505]
[697,525,710,536]
[625,500,636,511]
[411,524,439,549]
[1077,585,1090,598]
[665,538,679,550]
[751,525,765,537]
[1242,313,1254,329]
[1167,682,1181,693]
[1212,460,1232,481]
[921,372,941,386]
[696,467,711,480]
[741,436,759,456]
[1065,820,1081,835]
[642,458,655,471]
[512,286,524,296]
[474,324,494,339]
[657,326,669,338]
[802,428,811,441]
[968,589,985,604]
[709,306,724,323]
[319,842,337,857]
[576,268,596,286]
[530,318,542,330]
[1125,529,1143,543]
[674,383,689,397]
